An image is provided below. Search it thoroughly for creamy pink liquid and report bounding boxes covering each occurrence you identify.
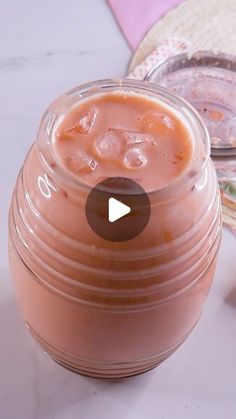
[9,89,221,378]
[53,92,193,190]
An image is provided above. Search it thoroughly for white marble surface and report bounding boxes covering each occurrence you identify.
[0,1,236,418]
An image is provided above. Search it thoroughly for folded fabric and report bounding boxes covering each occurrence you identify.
[107,0,183,50]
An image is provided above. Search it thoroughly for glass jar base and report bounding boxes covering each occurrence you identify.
[27,323,189,380]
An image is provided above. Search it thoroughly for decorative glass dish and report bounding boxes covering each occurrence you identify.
[145,51,236,157]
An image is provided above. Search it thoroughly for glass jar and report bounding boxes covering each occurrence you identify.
[8,79,221,379]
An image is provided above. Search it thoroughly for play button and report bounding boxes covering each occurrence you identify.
[85,177,151,242]
[108,198,131,222]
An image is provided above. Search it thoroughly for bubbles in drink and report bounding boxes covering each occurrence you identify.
[95,129,126,159]
[65,151,97,174]
[63,108,98,138]
[124,148,147,168]
[162,115,175,129]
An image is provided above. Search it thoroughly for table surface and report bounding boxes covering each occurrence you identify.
[0,1,236,418]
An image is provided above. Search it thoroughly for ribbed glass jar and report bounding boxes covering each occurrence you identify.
[8,79,221,379]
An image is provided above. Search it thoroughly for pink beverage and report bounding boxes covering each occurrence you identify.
[54,91,192,189]
[9,80,221,379]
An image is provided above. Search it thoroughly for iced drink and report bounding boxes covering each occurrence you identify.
[8,80,221,378]
[54,91,192,190]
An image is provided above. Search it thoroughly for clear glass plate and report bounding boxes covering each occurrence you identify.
[145,51,236,155]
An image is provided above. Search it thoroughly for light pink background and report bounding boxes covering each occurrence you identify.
[108,0,183,49]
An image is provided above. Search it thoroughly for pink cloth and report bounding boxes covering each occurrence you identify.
[107,0,183,50]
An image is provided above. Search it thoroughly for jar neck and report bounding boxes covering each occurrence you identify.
[36,78,210,202]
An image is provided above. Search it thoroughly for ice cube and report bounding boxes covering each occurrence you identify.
[124,148,147,168]
[141,112,175,132]
[122,130,157,146]
[95,129,126,159]
[78,108,98,134]
[65,108,98,138]
[66,151,97,174]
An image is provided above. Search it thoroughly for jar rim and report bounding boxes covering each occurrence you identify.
[37,78,210,198]
[144,50,236,83]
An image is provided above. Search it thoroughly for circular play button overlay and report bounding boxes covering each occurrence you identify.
[85,177,151,242]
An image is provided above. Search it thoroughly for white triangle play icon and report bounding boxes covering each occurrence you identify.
[108,197,131,223]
